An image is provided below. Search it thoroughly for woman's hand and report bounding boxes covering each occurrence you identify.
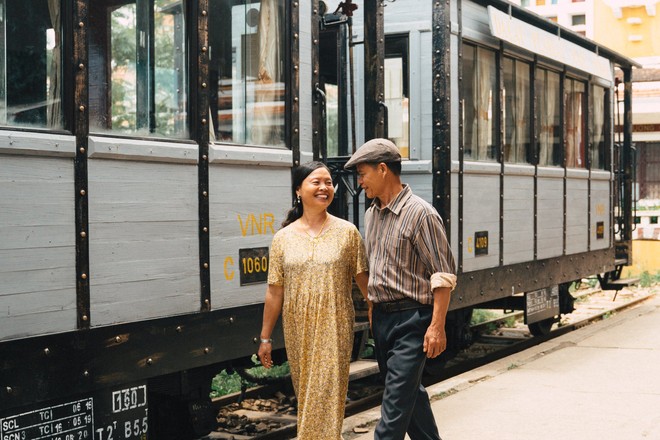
[258,341,274,368]
[258,284,283,369]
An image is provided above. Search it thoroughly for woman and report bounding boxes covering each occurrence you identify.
[258,161,369,440]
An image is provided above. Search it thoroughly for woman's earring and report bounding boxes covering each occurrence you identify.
[296,195,301,205]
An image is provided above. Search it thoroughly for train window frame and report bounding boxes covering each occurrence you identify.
[564,76,587,169]
[535,66,562,167]
[502,56,532,164]
[461,42,498,162]
[384,34,410,160]
[589,83,609,170]
[88,0,189,139]
[207,0,288,149]
[0,0,68,131]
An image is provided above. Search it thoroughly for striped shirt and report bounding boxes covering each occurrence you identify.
[364,184,457,304]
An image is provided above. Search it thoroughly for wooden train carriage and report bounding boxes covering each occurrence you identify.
[0,0,313,438]
[329,0,638,338]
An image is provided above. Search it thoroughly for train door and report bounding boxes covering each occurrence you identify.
[313,1,384,224]
[316,4,353,160]
[316,6,355,222]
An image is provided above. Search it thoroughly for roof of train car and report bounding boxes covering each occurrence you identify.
[482,0,642,69]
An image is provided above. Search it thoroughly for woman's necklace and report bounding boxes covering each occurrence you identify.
[303,215,330,259]
[303,214,329,239]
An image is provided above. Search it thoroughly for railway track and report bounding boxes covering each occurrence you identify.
[200,283,655,440]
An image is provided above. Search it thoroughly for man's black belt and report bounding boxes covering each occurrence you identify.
[372,298,431,313]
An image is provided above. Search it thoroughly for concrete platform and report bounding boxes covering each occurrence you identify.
[342,291,660,440]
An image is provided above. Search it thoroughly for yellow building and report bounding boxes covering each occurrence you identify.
[595,1,660,159]
[594,0,659,59]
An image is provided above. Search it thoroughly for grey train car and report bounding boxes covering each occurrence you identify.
[333,0,638,347]
[0,1,636,439]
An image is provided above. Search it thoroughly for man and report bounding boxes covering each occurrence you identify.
[344,138,457,440]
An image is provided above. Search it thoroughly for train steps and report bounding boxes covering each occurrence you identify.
[600,277,640,291]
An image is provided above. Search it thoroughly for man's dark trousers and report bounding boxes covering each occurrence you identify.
[372,306,441,440]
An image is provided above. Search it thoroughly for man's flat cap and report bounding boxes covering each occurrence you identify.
[344,138,401,170]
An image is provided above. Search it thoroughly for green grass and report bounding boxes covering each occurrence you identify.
[210,369,247,397]
[210,357,291,398]
[639,270,660,287]
[471,309,499,325]
[471,309,518,332]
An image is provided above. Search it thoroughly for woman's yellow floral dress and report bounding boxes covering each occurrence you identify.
[268,217,368,440]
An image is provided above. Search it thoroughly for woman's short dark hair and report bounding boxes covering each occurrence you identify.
[282,161,331,227]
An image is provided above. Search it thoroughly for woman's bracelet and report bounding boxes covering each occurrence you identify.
[260,338,273,344]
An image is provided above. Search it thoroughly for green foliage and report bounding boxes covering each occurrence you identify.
[470,309,518,332]
[584,277,600,289]
[360,339,375,359]
[639,270,660,288]
[210,359,291,398]
[210,369,248,398]
[470,309,499,325]
[246,355,291,380]
[502,316,518,328]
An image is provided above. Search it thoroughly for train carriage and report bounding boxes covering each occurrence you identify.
[0,0,637,438]
[342,0,638,338]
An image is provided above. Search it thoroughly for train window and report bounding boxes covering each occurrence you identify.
[536,68,561,166]
[462,43,497,161]
[89,0,188,138]
[503,57,531,163]
[0,0,63,129]
[318,15,350,157]
[590,85,608,169]
[385,35,409,159]
[208,0,286,147]
[564,78,587,168]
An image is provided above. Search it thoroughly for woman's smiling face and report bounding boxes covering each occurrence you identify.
[297,167,334,209]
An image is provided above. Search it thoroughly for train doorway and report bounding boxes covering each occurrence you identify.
[317,7,353,160]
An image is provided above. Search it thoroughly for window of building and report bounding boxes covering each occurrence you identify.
[536,0,546,6]
[572,15,586,26]
[521,0,531,7]
[208,0,286,147]
[89,0,188,138]
[548,16,558,22]
[638,143,660,199]
[634,216,641,224]
[0,0,63,130]
[462,43,497,161]
[536,68,561,166]
[503,57,531,163]
[385,35,410,159]
[650,216,658,224]
[564,77,586,168]
[590,85,608,169]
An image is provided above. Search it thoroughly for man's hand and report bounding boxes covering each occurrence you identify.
[423,323,447,358]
